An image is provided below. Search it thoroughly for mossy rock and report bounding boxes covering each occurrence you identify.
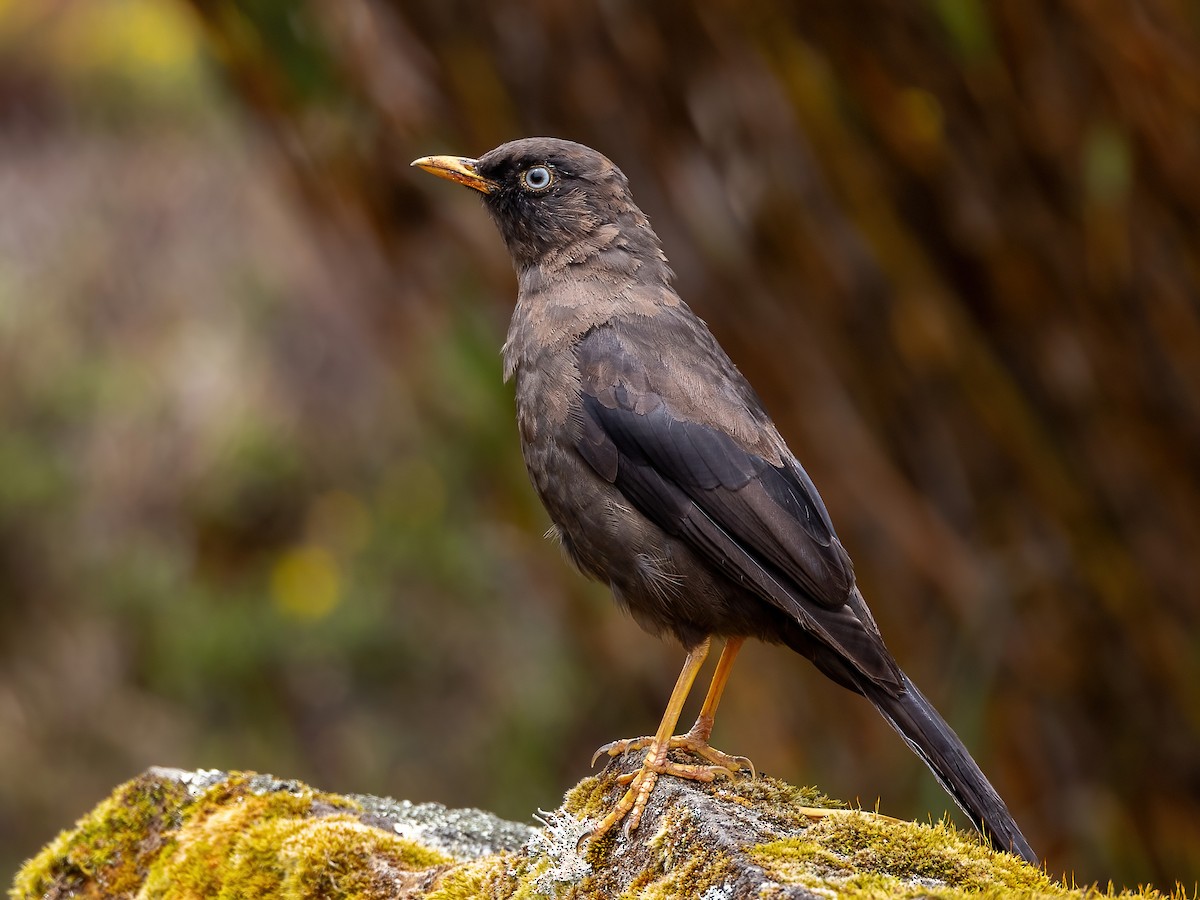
[8,761,1164,898]
[8,768,529,900]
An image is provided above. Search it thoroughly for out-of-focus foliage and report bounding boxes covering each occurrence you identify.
[2,0,1197,892]
[0,0,593,885]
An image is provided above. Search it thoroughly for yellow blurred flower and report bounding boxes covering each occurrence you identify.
[271,544,340,621]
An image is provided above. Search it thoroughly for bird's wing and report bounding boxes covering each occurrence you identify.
[575,323,899,687]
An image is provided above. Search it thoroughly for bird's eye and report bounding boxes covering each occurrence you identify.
[520,165,554,192]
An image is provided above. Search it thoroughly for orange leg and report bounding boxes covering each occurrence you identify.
[587,638,755,840]
[588,637,898,839]
[677,637,754,772]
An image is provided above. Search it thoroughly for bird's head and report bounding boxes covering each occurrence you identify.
[413,137,658,272]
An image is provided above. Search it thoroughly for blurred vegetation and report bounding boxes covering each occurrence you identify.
[2,0,1198,892]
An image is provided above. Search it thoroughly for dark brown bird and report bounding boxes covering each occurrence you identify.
[412,137,1037,864]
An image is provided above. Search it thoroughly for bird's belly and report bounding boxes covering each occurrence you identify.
[519,419,647,586]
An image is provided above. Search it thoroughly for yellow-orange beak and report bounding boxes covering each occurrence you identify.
[410,155,496,194]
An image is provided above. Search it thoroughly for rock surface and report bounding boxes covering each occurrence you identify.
[8,759,1152,898]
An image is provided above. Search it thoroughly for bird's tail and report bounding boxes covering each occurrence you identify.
[863,673,1038,865]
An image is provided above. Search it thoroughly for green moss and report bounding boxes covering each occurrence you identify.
[10,772,453,900]
[143,775,450,899]
[226,814,450,898]
[10,771,189,899]
[712,771,841,829]
[561,768,616,820]
[751,813,1080,899]
[426,854,518,900]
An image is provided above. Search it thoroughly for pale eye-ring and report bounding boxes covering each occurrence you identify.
[521,165,554,192]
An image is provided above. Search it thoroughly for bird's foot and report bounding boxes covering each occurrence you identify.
[583,736,737,843]
[583,725,755,844]
[590,721,755,778]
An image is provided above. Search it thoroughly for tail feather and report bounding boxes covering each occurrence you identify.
[864,673,1037,864]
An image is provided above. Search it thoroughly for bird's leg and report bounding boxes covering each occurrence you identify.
[592,638,755,776]
[586,638,716,839]
[588,637,764,840]
[670,637,755,775]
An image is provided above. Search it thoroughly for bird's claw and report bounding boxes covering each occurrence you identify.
[590,731,755,777]
[590,735,656,768]
[581,731,755,847]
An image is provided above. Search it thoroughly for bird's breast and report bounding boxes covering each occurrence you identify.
[510,347,651,582]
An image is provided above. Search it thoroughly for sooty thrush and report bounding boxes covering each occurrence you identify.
[412,138,1036,864]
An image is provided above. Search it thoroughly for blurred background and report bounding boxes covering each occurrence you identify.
[2,0,1198,890]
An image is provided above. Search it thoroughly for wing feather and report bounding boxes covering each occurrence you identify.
[574,326,901,688]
